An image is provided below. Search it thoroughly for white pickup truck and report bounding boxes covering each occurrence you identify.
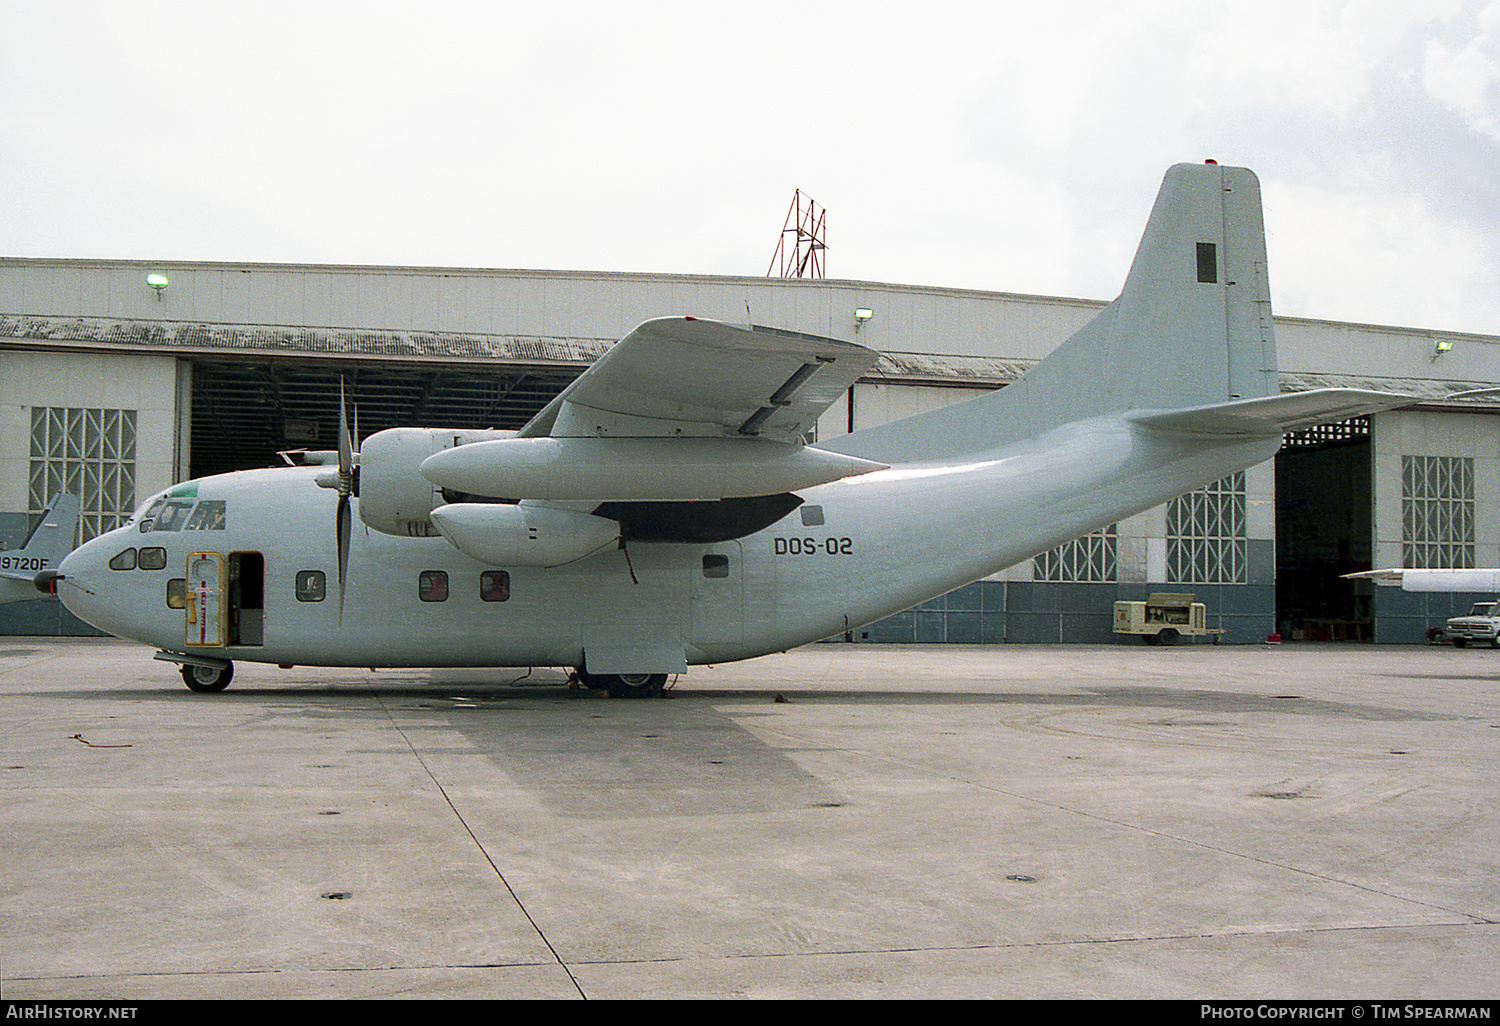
[1444,601,1500,647]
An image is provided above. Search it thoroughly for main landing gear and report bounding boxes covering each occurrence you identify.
[181,661,234,692]
[577,671,668,699]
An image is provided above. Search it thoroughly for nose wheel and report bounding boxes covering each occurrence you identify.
[181,661,234,692]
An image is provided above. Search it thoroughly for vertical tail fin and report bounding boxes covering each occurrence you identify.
[832,163,1279,463]
[0,493,79,599]
[1013,162,1277,419]
[18,493,80,563]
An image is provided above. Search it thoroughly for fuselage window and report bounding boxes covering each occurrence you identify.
[108,548,137,571]
[166,578,187,609]
[702,554,730,578]
[800,505,825,527]
[295,570,326,602]
[480,570,510,602]
[419,570,449,602]
[138,547,167,571]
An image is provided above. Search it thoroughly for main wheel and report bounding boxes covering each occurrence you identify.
[181,661,233,692]
[579,671,667,698]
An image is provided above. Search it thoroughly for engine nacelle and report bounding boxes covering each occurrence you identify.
[357,427,514,537]
[418,436,887,501]
[429,503,621,567]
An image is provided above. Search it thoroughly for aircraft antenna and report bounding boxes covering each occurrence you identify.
[767,190,827,279]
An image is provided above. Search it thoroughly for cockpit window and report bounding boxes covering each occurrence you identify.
[184,501,227,531]
[108,548,137,571]
[151,500,197,532]
[138,547,167,570]
[138,496,227,533]
[135,496,166,531]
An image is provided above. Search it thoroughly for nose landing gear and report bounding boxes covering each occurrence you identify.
[181,660,234,692]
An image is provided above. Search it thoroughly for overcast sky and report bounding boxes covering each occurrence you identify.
[2,1,1496,335]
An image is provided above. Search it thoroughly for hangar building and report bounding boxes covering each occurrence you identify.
[2,257,1497,644]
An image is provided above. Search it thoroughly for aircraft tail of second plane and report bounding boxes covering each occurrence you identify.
[0,492,80,600]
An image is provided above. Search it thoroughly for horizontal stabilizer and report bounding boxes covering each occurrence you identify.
[1128,388,1413,437]
[1344,569,1500,592]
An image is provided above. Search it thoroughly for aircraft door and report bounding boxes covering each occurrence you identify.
[227,552,264,646]
[185,552,223,647]
[691,541,744,646]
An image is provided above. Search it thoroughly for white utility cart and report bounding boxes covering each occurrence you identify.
[1113,592,1221,645]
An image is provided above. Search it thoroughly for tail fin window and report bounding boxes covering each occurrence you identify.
[1196,243,1218,283]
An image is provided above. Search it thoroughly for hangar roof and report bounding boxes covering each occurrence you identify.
[3,258,1499,476]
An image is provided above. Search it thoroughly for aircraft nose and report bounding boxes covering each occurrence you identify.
[58,546,83,579]
[54,543,99,603]
[32,568,64,595]
[51,538,117,634]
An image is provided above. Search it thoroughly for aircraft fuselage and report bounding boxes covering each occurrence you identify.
[57,416,1280,671]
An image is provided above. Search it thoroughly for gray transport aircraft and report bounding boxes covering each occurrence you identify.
[2,493,78,603]
[46,162,1412,695]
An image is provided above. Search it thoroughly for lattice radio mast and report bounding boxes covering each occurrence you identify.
[767,190,827,279]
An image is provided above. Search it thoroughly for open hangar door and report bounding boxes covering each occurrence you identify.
[187,359,580,479]
[1275,416,1372,641]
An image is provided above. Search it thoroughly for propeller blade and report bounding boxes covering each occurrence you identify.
[335,377,354,626]
[336,493,350,626]
[338,379,352,482]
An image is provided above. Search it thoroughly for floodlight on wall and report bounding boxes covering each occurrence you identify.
[854,308,873,333]
[1433,338,1454,361]
[146,272,169,301]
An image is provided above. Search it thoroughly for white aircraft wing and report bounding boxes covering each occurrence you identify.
[1343,569,1500,592]
[518,316,878,443]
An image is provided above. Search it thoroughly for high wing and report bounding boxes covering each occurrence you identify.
[420,317,886,507]
[519,316,879,443]
[416,317,887,557]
